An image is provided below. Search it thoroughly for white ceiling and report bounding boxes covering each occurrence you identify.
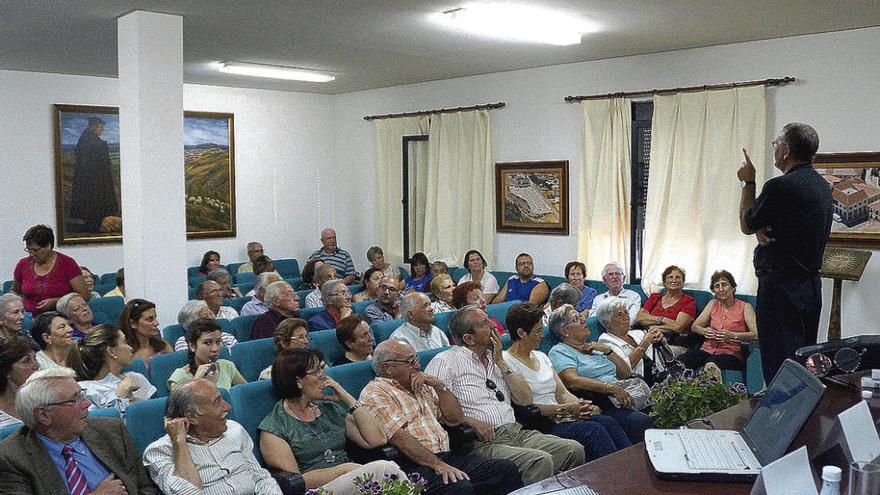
[3,0,880,95]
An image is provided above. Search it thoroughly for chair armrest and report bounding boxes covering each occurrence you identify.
[346,440,400,463]
[512,404,554,434]
[446,424,477,451]
[269,469,306,495]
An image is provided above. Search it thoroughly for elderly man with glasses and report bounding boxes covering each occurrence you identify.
[308,280,354,331]
[0,368,156,494]
[424,306,585,486]
[589,262,642,325]
[360,340,523,495]
[362,276,402,324]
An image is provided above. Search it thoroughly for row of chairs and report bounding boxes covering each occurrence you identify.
[186,258,302,287]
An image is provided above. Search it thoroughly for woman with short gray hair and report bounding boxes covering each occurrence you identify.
[0,293,26,339]
[366,245,396,278]
[55,292,94,340]
[172,300,239,352]
[595,299,664,379]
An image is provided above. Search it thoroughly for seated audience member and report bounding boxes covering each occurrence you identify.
[0,368,157,493]
[362,340,523,495]
[0,336,40,428]
[145,379,281,495]
[590,262,642,324]
[208,267,242,298]
[198,280,239,320]
[12,224,91,315]
[635,265,696,352]
[362,276,402,324]
[452,281,506,335]
[595,300,664,380]
[457,249,499,303]
[259,348,405,495]
[104,267,126,298]
[366,245,397,279]
[309,228,357,285]
[389,293,449,352]
[56,292,95,339]
[430,274,455,314]
[305,264,338,309]
[198,250,221,276]
[236,241,264,274]
[352,267,383,303]
[174,300,239,351]
[120,298,172,361]
[298,259,324,291]
[493,253,549,305]
[504,303,631,461]
[309,280,353,332]
[426,306,585,485]
[29,311,73,369]
[431,260,449,277]
[252,281,301,341]
[334,315,374,365]
[679,270,758,372]
[402,252,433,293]
[169,319,246,391]
[548,304,654,443]
[79,266,101,299]
[67,324,155,415]
[244,255,278,298]
[0,293,26,339]
[542,283,580,326]
[259,318,311,380]
[564,261,597,313]
[241,271,283,316]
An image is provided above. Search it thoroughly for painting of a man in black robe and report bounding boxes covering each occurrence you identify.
[70,116,120,232]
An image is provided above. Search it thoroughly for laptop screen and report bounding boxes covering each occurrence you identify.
[741,360,826,465]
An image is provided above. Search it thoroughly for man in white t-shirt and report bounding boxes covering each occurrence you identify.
[590,262,642,325]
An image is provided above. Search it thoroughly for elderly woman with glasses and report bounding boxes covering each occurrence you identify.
[635,265,696,353]
[503,303,631,461]
[259,318,311,380]
[0,293,26,340]
[309,280,354,332]
[548,304,653,443]
[259,348,405,495]
[679,270,758,372]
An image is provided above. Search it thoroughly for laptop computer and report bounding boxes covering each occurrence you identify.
[645,359,826,482]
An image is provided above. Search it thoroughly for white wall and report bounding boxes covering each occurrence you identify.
[331,27,880,340]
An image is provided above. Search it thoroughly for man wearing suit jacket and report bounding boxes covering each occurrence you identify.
[0,368,157,494]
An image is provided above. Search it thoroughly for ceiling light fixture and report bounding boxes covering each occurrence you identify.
[431,3,598,46]
[217,62,336,82]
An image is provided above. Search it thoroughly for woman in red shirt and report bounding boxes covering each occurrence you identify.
[635,265,696,352]
[11,225,90,314]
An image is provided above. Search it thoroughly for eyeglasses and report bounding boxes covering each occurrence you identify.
[383,355,418,366]
[23,246,44,254]
[45,390,88,408]
[329,291,351,298]
[485,379,505,402]
[287,334,310,342]
[565,314,587,325]
[378,285,400,293]
[605,272,624,278]
[771,138,785,149]
[305,364,326,376]
[712,281,732,290]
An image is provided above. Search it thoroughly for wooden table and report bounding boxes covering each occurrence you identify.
[512,375,871,494]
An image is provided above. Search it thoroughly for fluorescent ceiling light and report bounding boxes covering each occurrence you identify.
[218,62,335,82]
[431,3,599,46]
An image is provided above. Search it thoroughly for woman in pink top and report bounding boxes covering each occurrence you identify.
[679,270,758,371]
[11,225,90,314]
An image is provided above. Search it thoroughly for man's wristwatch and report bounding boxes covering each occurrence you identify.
[603,349,613,356]
[348,402,362,414]
[741,180,756,187]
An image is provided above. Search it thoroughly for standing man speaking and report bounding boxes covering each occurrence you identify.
[737,123,833,384]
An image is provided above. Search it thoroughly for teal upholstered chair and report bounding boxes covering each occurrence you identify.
[325,360,376,398]
[87,296,125,325]
[228,380,276,463]
[274,259,301,279]
[309,328,346,366]
[486,301,517,330]
[352,300,372,315]
[370,319,405,345]
[232,337,276,382]
[232,314,260,342]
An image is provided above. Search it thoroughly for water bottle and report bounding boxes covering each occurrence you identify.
[818,465,841,495]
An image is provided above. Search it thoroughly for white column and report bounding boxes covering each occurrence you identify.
[118,11,187,327]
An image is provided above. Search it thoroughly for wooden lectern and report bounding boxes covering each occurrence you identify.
[820,247,872,341]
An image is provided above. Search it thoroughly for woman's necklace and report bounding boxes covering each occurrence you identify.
[289,402,336,464]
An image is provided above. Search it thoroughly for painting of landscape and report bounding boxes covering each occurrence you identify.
[495,161,569,235]
[184,112,236,238]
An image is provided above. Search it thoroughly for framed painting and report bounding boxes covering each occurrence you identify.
[183,111,236,239]
[495,160,569,235]
[53,104,123,245]
[814,151,880,249]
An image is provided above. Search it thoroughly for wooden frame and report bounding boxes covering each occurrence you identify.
[183,111,236,239]
[814,151,880,249]
[495,160,569,235]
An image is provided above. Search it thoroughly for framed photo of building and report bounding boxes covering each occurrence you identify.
[815,151,880,248]
[495,160,569,235]
[183,111,236,239]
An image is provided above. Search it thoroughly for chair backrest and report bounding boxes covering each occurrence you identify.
[542,275,567,290]
[224,296,250,314]
[126,389,233,455]
[229,379,278,463]
[94,283,116,296]
[231,338,276,382]
[149,348,232,397]
[284,277,304,291]
[433,311,453,332]
[587,315,604,342]
[188,286,198,300]
[188,274,207,288]
[347,283,364,295]
[295,289,313,302]
[450,267,468,283]
[586,279,609,294]
[325,360,376,398]
[624,284,648,304]
[234,271,255,285]
[226,262,244,275]
[235,281,254,295]
[684,289,714,314]
[87,296,125,325]
[352,300,372,315]
[90,311,110,325]
[417,346,448,368]
[309,328,346,366]
[99,272,117,285]
[122,358,148,377]
[274,258,301,279]
[187,265,202,277]
[486,301,517,329]
[231,314,260,342]
[491,271,517,287]
[299,306,324,321]
[370,319,405,344]
[538,326,557,354]
[162,324,186,346]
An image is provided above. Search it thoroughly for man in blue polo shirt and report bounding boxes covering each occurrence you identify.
[308,228,357,285]
[493,253,549,305]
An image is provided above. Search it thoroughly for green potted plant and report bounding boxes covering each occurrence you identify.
[649,368,748,429]
[306,471,427,495]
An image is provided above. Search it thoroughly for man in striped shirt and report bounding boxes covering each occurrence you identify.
[308,228,356,285]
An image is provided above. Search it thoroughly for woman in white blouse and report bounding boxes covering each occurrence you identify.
[502,302,631,461]
[457,249,499,303]
[66,324,155,415]
[596,299,664,379]
[29,311,73,370]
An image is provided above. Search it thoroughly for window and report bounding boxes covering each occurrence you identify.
[402,135,429,263]
[630,101,653,283]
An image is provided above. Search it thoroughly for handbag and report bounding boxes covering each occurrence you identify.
[608,377,651,411]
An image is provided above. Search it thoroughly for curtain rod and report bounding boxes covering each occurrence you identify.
[563,76,795,103]
[363,101,506,121]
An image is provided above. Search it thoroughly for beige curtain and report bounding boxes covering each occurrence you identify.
[642,86,766,294]
[578,98,632,279]
[422,110,494,266]
[373,117,429,268]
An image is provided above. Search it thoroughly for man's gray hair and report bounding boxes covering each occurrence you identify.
[549,283,580,310]
[178,300,210,330]
[547,304,576,340]
[594,298,628,330]
[371,340,397,375]
[206,267,231,283]
[165,379,204,418]
[448,305,483,345]
[55,292,80,318]
[601,262,626,280]
[16,368,77,429]
[0,293,22,316]
[321,280,346,306]
[399,292,428,322]
[254,271,282,294]
[265,281,292,308]
[780,122,820,162]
